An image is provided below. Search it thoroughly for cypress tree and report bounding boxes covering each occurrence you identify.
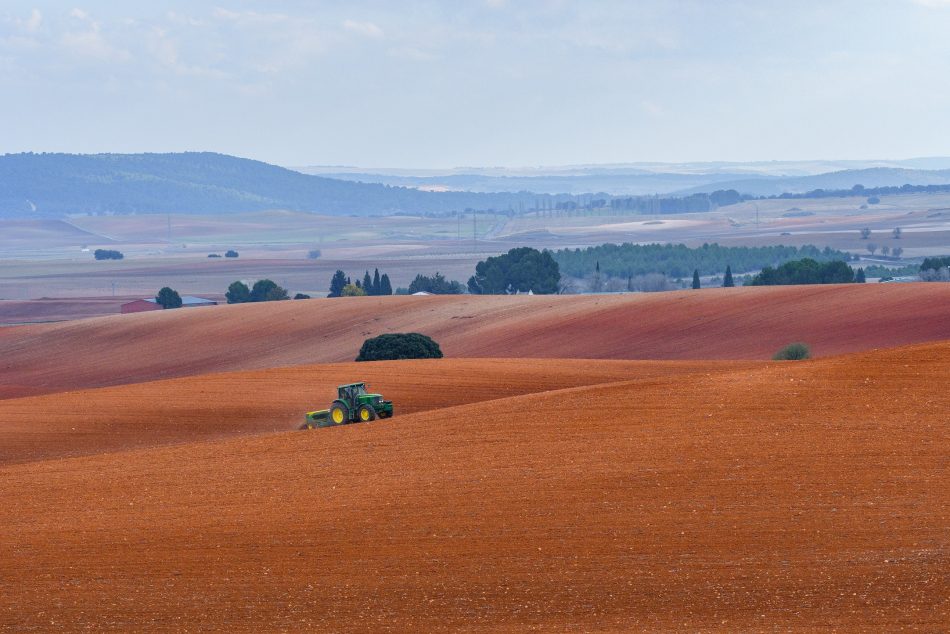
[723,265,734,287]
[855,268,866,283]
[373,268,381,295]
[692,269,701,289]
[362,271,373,294]
[380,273,393,295]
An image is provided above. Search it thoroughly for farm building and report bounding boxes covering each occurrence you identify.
[120,296,218,314]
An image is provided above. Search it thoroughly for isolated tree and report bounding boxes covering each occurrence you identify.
[379,273,393,296]
[225,250,239,258]
[723,265,734,287]
[881,245,890,257]
[155,286,182,309]
[94,249,124,260]
[226,281,251,304]
[341,283,366,297]
[250,279,289,302]
[855,268,866,283]
[866,242,878,256]
[892,227,902,239]
[892,246,903,258]
[860,227,872,240]
[356,333,442,362]
[293,293,311,299]
[308,249,322,259]
[372,268,381,295]
[692,269,701,289]
[328,270,347,298]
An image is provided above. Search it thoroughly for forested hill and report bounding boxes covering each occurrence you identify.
[0,152,547,218]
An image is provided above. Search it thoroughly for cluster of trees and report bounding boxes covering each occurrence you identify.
[408,272,465,294]
[609,189,743,214]
[921,256,950,272]
[226,279,289,303]
[94,249,124,260]
[920,256,950,282]
[748,259,857,286]
[328,268,393,297]
[467,247,560,294]
[355,333,443,362]
[755,182,950,202]
[554,242,854,280]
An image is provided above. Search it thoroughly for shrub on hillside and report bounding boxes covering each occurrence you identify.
[355,333,443,362]
[225,250,239,258]
[772,342,810,361]
[293,293,311,300]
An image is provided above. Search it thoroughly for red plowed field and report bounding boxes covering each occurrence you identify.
[2,283,949,398]
[1,343,947,631]
[0,358,755,465]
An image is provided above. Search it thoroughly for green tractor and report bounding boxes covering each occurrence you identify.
[301,382,394,429]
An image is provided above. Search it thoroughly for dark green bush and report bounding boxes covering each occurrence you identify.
[772,342,810,361]
[356,333,443,362]
[155,286,182,309]
[94,249,123,260]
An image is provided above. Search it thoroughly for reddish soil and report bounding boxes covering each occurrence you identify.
[0,358,754,465]
[0,342,946,631]
[2,284,949,398]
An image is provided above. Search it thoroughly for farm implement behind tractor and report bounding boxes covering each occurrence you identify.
[301,382,394,429]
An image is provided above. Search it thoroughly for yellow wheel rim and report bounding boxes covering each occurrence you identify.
[332,408,344,424]
[360,408,370,421]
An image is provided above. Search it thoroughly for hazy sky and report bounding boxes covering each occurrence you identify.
[1,1,949,167]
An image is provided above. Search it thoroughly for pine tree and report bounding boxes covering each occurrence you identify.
[362,271,372,294]
[855,268,866,283]
[723,265,734,287]
[692,269,701,289]
[380,273,393,295]
[372,268,381,295]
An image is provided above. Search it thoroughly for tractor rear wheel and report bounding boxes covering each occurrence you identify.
[330,404,348,425]
[357,405,376,422]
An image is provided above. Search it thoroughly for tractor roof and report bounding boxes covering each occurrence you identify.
[338,382,366,388]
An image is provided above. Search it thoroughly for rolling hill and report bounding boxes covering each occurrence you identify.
[2,284,949,399]
[0,152,539,218]
[1,341,946,630]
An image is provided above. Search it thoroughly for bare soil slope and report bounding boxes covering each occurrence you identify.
[2,284,949,398]
[0,358,754,465]
[1,342,947,631]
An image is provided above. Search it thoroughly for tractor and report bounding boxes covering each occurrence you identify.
[301,382,394,429]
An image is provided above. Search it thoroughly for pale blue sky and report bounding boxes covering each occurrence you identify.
[1,1,949,167]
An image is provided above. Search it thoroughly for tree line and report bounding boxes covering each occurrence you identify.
[553,242,855,280]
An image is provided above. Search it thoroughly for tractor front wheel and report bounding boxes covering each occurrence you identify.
[357,405,376,422]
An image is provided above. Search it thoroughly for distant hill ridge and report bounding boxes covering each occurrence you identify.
[0,152,546,218]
